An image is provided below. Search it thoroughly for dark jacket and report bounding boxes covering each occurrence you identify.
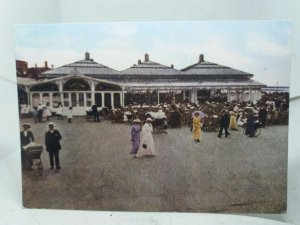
[259,108,267,121]
[20,130,34,146]
[92,104,98,114]
[220,113,230,127]
[45,129,62,152]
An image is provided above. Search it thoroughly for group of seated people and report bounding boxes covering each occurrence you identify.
[102,92,289,132]
[20,92,289,129]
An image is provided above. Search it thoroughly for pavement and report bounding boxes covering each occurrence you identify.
[20,117,288,213]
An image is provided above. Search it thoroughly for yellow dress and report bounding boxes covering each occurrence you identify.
[229,112,238,129]
[193,116,201,140]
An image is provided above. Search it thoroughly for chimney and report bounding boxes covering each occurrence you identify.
[51,64,54,69]
[35,64,37,68]
[45,61,48,68]
[138,59,142,64]
[171,64,174,68]
[85,52,90,60]
[145,53,149,62]
[199,54,204,63]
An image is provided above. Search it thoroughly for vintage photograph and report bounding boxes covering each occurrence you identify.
[15,21,291,212]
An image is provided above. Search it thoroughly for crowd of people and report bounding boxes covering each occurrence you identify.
[20,92,289,165]
[19,102,74,123]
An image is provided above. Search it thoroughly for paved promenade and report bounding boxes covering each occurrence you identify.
[21,117,288,213]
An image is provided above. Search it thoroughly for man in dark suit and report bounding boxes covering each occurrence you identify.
[45,122,62,170]
[245,110,255,137]
[259,106,267,128]
[92,104,100,122]
[218,109,230,138]
[20,122,35,168]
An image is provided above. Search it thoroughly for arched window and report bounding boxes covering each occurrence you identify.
[63,78,91,91]
[95,82,121,91]
[30,82,59,91]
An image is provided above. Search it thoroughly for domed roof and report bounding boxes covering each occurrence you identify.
[40,52,120,78]
[121,53,183,76]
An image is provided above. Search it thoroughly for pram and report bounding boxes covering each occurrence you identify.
[243,121,262,137]
[24,144,43,175]
[152,118,167,134]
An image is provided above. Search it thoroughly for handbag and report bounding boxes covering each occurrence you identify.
[142,144,147,149]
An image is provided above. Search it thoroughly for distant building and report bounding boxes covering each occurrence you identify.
[17,52,266,115]
[16,60,28,77]
[16,60,51,79]
[262,86,289,93]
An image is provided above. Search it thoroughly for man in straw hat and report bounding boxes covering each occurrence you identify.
[45,122,62,170]
[20,122,35,168]
[130,118,142,158]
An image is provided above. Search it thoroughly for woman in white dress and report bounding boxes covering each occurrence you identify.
[137,118,156,157]
[67,106,73,123]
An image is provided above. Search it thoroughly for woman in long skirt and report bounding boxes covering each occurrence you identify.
[137,118,156,157]
[229,110,238,130]
[193,112,201,142]
[130,118,142,158]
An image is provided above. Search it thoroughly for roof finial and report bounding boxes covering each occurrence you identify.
[85,52,90,60]
[199,54,204,63]
[145,53,149,62]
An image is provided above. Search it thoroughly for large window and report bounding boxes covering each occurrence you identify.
[113,93,121,108]
[32,93,40,106]
[63,78,91,91]
[42,93,50,105]
[64,93,69,107]
[52,93,60,106]
[95,83,121,91]
[71,93,77,106]
[95,93,102,107]
[104,93,111,107]
[30,82,59,91]
[79,93,84,106]
[86,93,92,107]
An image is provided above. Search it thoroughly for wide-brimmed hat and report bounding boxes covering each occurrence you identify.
[23,122,31,128]
[132,118,141,123]
[146,118,152,122]
[48,122,55,126]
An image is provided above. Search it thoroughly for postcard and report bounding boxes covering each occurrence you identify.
[15,21,291,212]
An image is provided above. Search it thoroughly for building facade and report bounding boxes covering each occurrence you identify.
[17,52,266,115]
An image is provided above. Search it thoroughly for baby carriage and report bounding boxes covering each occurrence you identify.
[152,118,166,134]
[25,144,43,175]
[243,121,262,137]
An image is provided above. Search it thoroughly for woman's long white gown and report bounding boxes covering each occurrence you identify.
[137,123,156,157]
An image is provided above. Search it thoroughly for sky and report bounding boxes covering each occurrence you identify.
[14,21,292,86]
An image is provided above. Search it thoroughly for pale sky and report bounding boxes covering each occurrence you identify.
[15,21,292,86]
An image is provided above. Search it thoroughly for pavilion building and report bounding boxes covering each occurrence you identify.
[17,52,266,115]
